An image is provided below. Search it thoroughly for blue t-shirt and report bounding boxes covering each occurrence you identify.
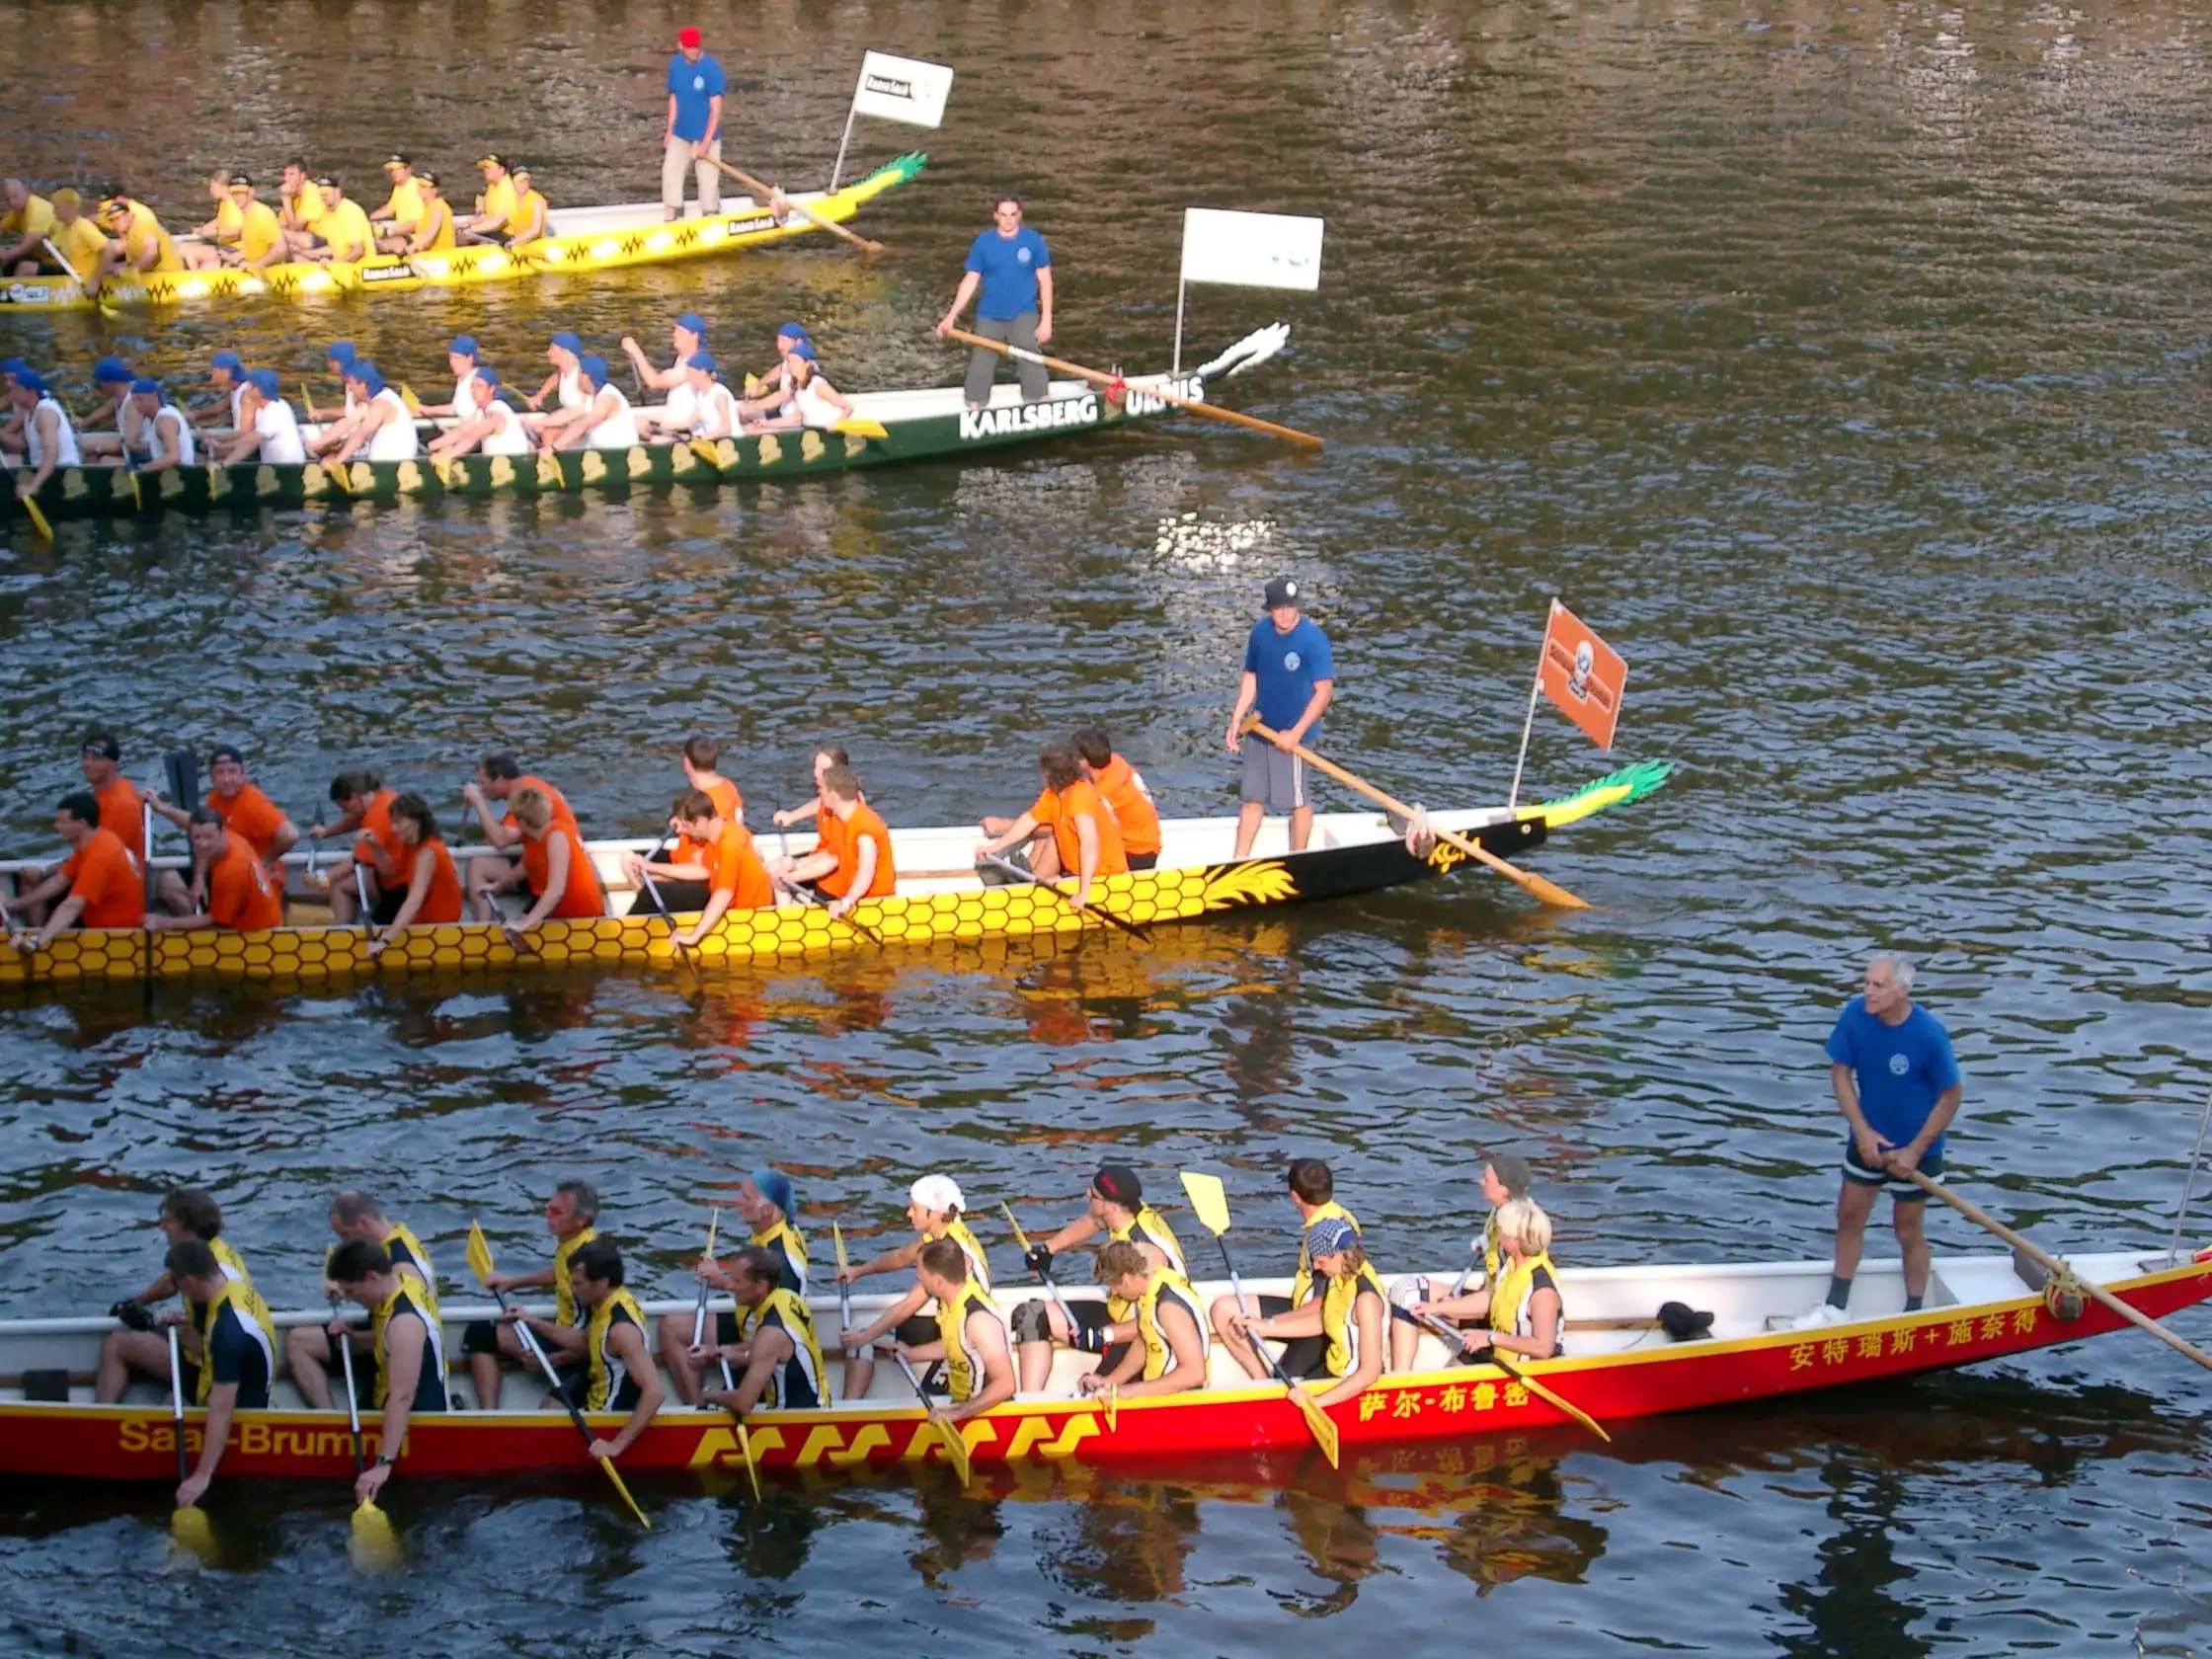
[965,227,1051,321]
[668,52,727,142]
[1243,616,1334,732]
[1826,996,1961,1151]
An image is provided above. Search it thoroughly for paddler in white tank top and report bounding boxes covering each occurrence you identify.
[70,356,137,460]
[428,370,534,460]
[11,370,80,502]
[620,309,709,397]
[521,330,585,434]
[188,350,248,433]
[418,335,484,418]
[128,378,196,472]
[305,342,365,456]
[745,343,853,433]
[217,370,307,466]
[541,355,639,452]
[329,361,420,467]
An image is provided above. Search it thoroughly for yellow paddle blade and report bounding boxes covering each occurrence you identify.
[1179,1171,1231,1237]
[431,457,454,489]
[126,471,142,512]
[736,1420,762,1502]
[1103,1386,1118,1434]
[465,1220,495,1285]
[831,417,889,439]
[348,1499,402,1573]
[936,1417,974,1487]
[832,1221,849,1272]
[171,1502,217,1563]
[688,438,723,468]
[23,496,53,540]
[597,1455,652,1529]
[703,1207,720,1255]
[998,1202,1033,1255]
[399,384,422,417]
[1498,1361,1610,1442]
[1290,1385,1341,1468]
[743,373,761,398]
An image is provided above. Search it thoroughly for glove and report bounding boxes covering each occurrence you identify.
[1023,1243,1054,1277]
[1071,1322,1107,1354]
[109,1300,154,1331]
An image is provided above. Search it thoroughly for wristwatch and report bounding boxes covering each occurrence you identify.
[375,1453,395,1467]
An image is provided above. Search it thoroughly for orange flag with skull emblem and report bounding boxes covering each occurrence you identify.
[1537,599,1626,751]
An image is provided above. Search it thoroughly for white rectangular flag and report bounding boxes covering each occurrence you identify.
[850,51,956,128]
[1179,208,1325,292]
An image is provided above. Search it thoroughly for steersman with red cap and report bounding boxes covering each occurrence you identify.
[663,26,726,222]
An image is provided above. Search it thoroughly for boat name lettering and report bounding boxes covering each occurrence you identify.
[357,266,416,286]
[1119,374,1205,416]
[120,1418,404,1457]
[959,395,1098,442]
[5,283,59,304]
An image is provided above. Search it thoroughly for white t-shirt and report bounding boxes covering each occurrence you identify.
[480,401,530,456]
[253,400,306,464]
[363,387,419,460]
[584,386,640,449]
[689,382,737,438]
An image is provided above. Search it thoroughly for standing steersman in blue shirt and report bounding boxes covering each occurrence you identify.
[663,25,726,221]
[1225,575,1334,857]
[936,196,1054,408]
[1795,953,1963,1330]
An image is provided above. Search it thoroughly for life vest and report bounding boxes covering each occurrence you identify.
[740,1288,827,1408]
[932,1278,1008,1405]
[193,1275,276,1406]
[585,1286,647,1411]
[1318,1259,1388,1379]
[551,1226,600,1327]
[1106,1205,1187,1320]
[382,1220,439,1315]
[1134,1266,1208,1382]
[923,1218,991,1297]
[751,1218,809,1297]
[1292,1202,1359,1304]
[371,1278,448,1411]
[1489,1249,1565,1356]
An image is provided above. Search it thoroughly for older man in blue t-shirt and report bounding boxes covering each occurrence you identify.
[1799,954,1963,1328]
[1225,575,1335,856]
[662,26,726,221]
[936,197,1054,408]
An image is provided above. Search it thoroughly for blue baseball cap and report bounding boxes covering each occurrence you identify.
[129,377,160,396]
[449,335,480,359]
[549,331,582,354]
[578,354,608,387]
[776,321,810,342]
[13,369,44,394]
[474,367,502,391]
[1306,1217,1358,1257]
[685,352,716,373]
[1,357,24,378]
[750,1168,795,1218]
[788,341,817,362]
[210,351,243,373]
[246,368,280,397]
[349,362,385,397]
[327,341,356,364]
[674,312,707,337]
[93,357,132,384]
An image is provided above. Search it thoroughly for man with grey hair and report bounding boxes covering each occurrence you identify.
[1799,954,1962,1326]
[462,1177,600,1407]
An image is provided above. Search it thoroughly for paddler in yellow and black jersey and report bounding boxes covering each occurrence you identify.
[1013,1162,1188,1391]
[560,1239,665,1464]
[1389,1150,1534,1373]
[833,1173,992,1402]
[95,1186,253,1404]
[465,1178,599,1409]
[286,1188,440,1409]
[1204,1156,1356,1381]
[1406,1198,1567,1367]
[168,1237,276,1509]
[330,1235,447,1506]
[701,1244,830,1413]
[1222,1217,1388,1410]
[661,1166,811,1406]
[1079,1241,1210,1400]
[893,1237,1015,1421]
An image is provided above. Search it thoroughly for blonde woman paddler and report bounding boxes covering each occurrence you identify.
[1407,1197,1565,1364]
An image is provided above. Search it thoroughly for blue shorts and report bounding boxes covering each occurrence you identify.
[1842,1138,1943,1198]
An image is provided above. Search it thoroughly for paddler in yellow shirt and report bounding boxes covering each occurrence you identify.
[304,176,374,265]
[277,157,324,257]
[42,189,109,278]
[461,153,518,242]
[389,170,457,256]
[368,153,424,245]
[221,175,288,272]
[0,178,56,276]
[93,195,183,281]
[505,163,549,245]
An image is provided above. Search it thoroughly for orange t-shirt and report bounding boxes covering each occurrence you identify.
[502,776,580,838]
[1031,778,1128,878]
[677,775,745,861]
[61,828,145,927]
[96,776,146,861]
[1089,755,1160,857]
[206,835,283,931]
[703,820,773,910]
[519,824,605,919]
[354,789,406,884]
[817,802,895,900]
[409,838,465,924]
[208,783,287,867]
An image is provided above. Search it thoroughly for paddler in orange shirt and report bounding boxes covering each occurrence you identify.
[308,767,407,925]
[364,794,465,960]
[0,790,145,949]
[145,810,283,933]
[768,763,893,919]
[147,744,298,912]
[461,750,583,921]
[504,786,605,944]
[975,742,1127,910]
[623,787,772,945]
[1073,726,1162,871]
[10,732,152,925]
[678,734,743,825]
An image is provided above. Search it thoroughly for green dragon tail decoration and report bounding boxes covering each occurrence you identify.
[1528,759,1674,829]
[842,152,928,202]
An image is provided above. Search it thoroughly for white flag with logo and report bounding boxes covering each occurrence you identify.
[1179,208,1325,292]
[849,51,956,128]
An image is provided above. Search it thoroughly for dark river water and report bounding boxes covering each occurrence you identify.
[4,1,2212,1653]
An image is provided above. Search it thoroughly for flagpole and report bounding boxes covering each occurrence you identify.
[1506,664,1542,812]
[828,104,859,192]
[1172,276,1187,375]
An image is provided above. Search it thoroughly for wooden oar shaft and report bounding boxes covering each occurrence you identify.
[981,852,1148,943]
[1900,1167,2212,1376]
[944,326,1321,449]
[1241,719,1589,910]
[1412,1310,1610,1442]
[710,159,883,254]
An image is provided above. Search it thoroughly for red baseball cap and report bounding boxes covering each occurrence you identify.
[677,26,702,47]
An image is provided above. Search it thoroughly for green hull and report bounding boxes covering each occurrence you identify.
[4,373,1212,520]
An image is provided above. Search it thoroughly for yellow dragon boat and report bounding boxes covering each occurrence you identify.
[0,155,922,316]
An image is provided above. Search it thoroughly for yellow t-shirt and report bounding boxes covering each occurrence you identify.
[414,199,456,252]
[510,189,548,241]
[0,194,55,240]
[478,175,517,224]
[286,184,325,231]
[212,197,244,239]
[47,215,107,272]
[121,202,182,274]
[379,177,424,226]
[236,199,283,264]
[316,198,374,261]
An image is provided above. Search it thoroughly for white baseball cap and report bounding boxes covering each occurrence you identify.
[909,1174,965,1214]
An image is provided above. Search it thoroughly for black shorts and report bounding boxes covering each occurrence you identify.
[461,1317,582,1362]
[1013,1297,1129,1375]
[1255,1294,1329,1380]
[318,1320,369,1367]
[1127,851,1158,871]
[1842,1139,1944,1198]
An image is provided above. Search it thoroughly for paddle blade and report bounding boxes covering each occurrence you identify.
[1104,1387,1118,1434]
[349,1499,402,1574]
[597,1457,652,1529]
[1179,1171,1231,1237]
[831,417,889,439]
[737,1421,762,1503]
[688,438,723,469]
[1290,1385,1341,1469]
[1498,860,1589,912]
[465,1221,495,1286]
[937,1418,975,1488]
[171,1503,217,1563]
[704,1207,720,1256]
[399,384,423,417]
[999,1202,1032,1256]
[23,496,53,540]
[832,1221,850,1273]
